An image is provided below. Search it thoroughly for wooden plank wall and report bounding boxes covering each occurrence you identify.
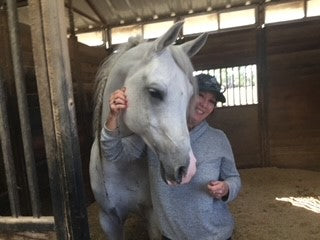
[266,19,320,171]
[190,19,320,171]
[190,28,261,169]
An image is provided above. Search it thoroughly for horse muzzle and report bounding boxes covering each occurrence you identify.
[160,150,197,185]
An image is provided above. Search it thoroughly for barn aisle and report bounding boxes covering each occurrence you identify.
[88,167,320,240]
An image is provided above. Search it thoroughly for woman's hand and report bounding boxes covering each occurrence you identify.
[105,87,127,130]
[207,181,229,200]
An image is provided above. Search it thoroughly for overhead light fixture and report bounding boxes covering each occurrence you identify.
[88,25,93,29]
[207,6,212,12]
[120,20,125,24]
[153,14,158,20]
[74,27,78,32]
[245,1,251,5]
[170,12,176,17]
[136,17,141,22]
[188,9,194,14]
[265,0,271,2]
[226,4,231,8]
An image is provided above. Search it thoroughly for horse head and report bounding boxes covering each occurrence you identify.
[103,21,208,184]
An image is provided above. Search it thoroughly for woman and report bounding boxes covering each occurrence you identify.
[101,74,241,240]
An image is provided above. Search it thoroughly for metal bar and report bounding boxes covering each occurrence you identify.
[232,68,235,106]
[251,65,254,103]
[29,0,90,239]
[0,68,20,217]
[237,66,241,105]
[0,216,55,232]
[245,66,248,104]
[5,0,41,218]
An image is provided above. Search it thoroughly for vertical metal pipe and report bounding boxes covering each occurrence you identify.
[237,66,241,105]
[0,68,21,217]
[251,66,254,103]
[245,66,248,104]
[232,68,235,106]
[5,0,40,217]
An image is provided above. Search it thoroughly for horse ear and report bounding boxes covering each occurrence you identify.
[154,21,184,53]
[179,33,208,57]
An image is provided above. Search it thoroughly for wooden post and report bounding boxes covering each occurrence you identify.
[256,3,270,167]
[29,0,90,239]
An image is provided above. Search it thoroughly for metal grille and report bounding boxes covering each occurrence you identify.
[194,64,258,107]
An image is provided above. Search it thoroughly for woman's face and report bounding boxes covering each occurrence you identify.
[188,91,216,129]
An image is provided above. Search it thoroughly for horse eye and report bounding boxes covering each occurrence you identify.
[148,88,163,101]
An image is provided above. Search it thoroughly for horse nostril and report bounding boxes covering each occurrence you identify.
[176,166,186,184]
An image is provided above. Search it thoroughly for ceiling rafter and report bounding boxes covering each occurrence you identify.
[65,3,102,25]
[103,0,122,20]
[85,0,108,26]
[124,0,140,18]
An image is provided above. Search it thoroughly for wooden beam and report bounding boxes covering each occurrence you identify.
[84,0,108,26]
[29,0,90,239]
[0,216,55,232]
[65,2,102,25]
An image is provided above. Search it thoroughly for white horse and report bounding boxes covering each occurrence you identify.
[90,21,208,240]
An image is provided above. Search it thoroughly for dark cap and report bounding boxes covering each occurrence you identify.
[196,74,226,103]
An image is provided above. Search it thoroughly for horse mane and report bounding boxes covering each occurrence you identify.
[92,36,144,138]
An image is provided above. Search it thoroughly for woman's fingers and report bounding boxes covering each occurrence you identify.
[207,181,228,199]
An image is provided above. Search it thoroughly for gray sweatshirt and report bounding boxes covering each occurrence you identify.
[101,121,241,240]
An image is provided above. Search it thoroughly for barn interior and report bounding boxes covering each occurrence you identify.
[0,0,319,239]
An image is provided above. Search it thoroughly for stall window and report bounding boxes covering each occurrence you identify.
[194,65,258,107]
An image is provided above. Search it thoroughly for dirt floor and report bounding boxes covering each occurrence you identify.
[87,167,320,240]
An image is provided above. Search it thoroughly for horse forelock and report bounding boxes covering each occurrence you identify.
[92,36,145,138]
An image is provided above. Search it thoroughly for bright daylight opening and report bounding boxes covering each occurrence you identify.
[143,21,174,39]
[276,196,320,214]
[265,1,304,24]
[307,0,320,17]
[111,24,142,45]
[77,31,103,46]
[219,8,256,29]
[183,13,218,35]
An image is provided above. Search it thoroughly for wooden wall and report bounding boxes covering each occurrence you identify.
[266,20,320,171]
[190,19,320,171]
[190,28,261,169]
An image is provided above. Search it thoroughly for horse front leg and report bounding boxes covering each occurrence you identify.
[99,208,125,240]
[145,209,162,240]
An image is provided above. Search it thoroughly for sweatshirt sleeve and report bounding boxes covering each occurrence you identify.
[100,126,146,162]
[219,135,241,203]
